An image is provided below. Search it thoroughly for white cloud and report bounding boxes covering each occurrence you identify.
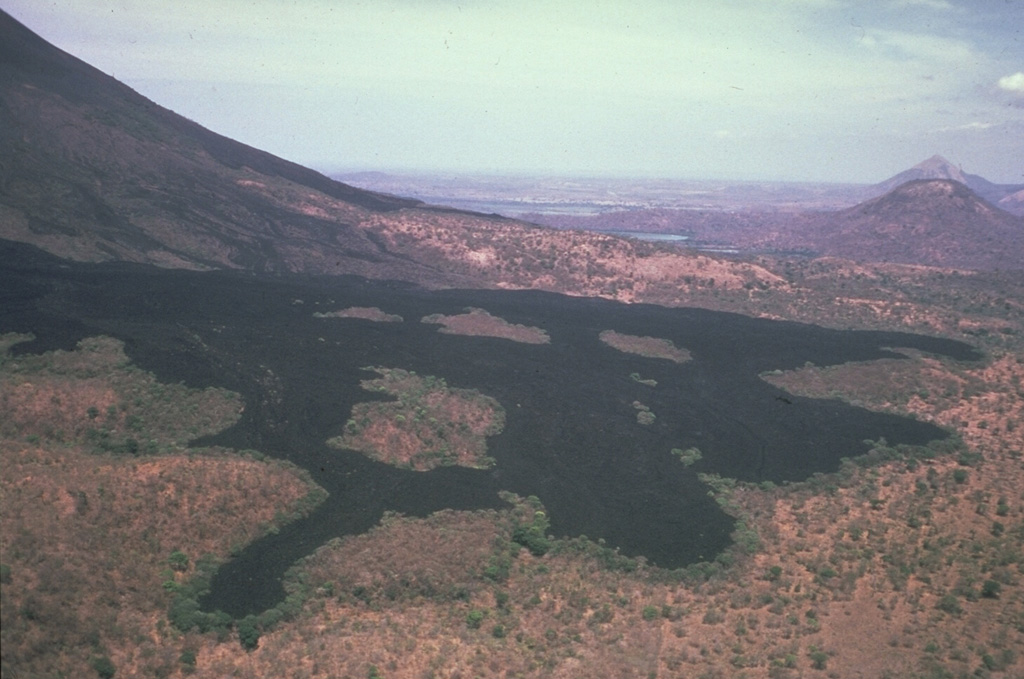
[997,72,1024,93]
[932,121,996,132]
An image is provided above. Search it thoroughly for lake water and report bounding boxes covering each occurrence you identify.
[605,231,691,242]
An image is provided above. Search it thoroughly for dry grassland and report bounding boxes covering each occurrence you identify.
[328,367,505,471]
[2,262,1023,679]
[421,308,550,344]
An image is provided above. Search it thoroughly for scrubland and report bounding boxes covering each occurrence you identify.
[2,258,1023,679]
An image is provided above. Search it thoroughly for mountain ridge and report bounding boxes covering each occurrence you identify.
[874,155,1023,209]
[0,9,457,278]
[0,9,782,300]
[765,179,1024,269]
[0,11,420,213]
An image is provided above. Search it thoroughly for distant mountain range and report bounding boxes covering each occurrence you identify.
[774,179,1024,270]
[1,9,1020,278]
[873,155,1023,213]
[527,173,1024,270]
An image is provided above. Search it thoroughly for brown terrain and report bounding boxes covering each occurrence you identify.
[421,308,551,344]
[599,331,692,363]
[2,9,1024,679]
[0,336,325,679]
[328,367,505,471]
[314,307,404,323]
[3,331,1021,678]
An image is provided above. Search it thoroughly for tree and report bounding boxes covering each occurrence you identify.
[465,609,486,629]
[179,649,197,672]
[512,510,552,556]
[91,655,116,679]
[237,616,261,651]
[936,594,962,615]
[168,550,189,572]
[982,580,1002,599]
[168,596,202,631]
[808,649,828,670]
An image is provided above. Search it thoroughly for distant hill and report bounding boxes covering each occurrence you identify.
[874,155,1023,212]
[758,179,1024,270]
[999,189,1024,215]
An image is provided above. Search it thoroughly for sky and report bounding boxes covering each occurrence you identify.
[3,0,1023,183]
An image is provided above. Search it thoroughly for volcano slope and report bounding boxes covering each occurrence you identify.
[1,242,979,617]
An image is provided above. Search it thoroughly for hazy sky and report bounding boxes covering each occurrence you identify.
[4,0,1022,183]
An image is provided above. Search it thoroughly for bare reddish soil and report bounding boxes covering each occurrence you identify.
[599,330,692,363]
[421,307,550,344]
[314,306,403,322]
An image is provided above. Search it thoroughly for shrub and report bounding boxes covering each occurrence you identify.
[641,605,659,621]
[672,447,703,467]
[90,655,116,679]
[936,594,962,615]
[512,511,552,556]
[702,607,725,624]
[590,604,614,624]
[808,650,828,670]
[981,580,1002,599]
[466,609,486,629]
[168,550,189,572]
[237,616,260,651]
[179,649,197,668]
[168,596,202,632]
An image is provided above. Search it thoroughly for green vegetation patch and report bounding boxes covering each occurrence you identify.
[328,367,505,471]
[422,307,550,344]
[672,446,703,467]
[629,371,657,386]
[599,330,691,363]
[0,334,243,453]
[313,306,403,322]
[633,400,656,425]
[0,333,35,364]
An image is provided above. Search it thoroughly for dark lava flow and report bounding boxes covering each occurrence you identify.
[0,243,981,617]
